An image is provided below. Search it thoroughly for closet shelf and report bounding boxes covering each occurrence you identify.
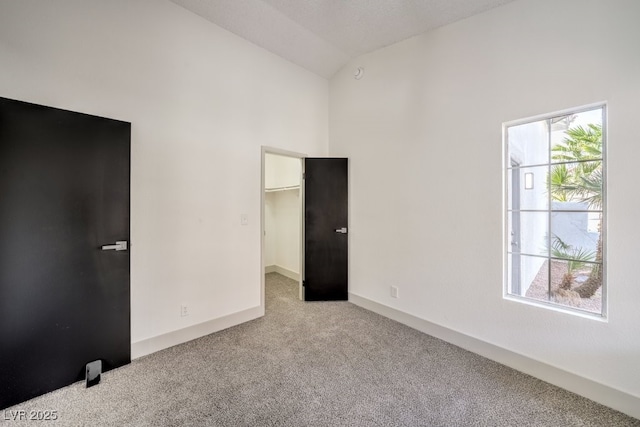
[265,185,300,193]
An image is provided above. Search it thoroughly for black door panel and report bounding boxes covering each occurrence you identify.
[304,158,348,301]
[0,97,131,409]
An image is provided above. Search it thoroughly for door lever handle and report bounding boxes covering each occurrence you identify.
[101,241,128,251]
[335,227,348,234]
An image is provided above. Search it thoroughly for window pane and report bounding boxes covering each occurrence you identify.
[507,165,549,211]
[508,119,548,167]
[551,109,603,163]
[508,211,548,256]
[510,254,548,298]
[550,260,602,314]
[521,257,549,302]
[550,212,600,260]
[548,161,602,210]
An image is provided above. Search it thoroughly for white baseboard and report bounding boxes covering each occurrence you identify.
[265,265,299,281]
[349,293,640,420]
[131,305,263,359]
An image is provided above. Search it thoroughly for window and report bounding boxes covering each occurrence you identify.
[504,105,606,316]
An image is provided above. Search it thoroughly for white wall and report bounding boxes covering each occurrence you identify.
[274,189,301,274]
[0,0,327,354]
[264,194,277,268]
[330,0,640,414]
[264,154,301,276]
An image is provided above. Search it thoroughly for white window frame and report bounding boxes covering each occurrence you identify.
[503,103,607,319]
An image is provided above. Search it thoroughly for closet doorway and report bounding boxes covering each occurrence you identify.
[262,148,304,304]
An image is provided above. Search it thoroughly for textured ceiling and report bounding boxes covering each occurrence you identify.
[170,0,516,78]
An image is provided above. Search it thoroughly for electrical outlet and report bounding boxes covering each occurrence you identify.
[240,214,249,226]
[390,286,399,298]
[181,304,188,317]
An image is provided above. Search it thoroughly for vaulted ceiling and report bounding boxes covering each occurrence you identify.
[170,0,516,79]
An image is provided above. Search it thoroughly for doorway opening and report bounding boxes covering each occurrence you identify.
[261,147,305,310]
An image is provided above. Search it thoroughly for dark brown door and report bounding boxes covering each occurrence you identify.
[303,158,348,301]
[0,97,131,409]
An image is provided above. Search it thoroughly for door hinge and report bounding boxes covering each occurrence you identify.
[302,280,306,287]
[302,172,306,180]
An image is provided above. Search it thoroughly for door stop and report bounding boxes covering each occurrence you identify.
[86,360,102,388]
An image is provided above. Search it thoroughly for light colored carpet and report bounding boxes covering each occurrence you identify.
[3,273,638,426]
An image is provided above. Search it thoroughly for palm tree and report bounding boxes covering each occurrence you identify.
[549,124,603,298]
